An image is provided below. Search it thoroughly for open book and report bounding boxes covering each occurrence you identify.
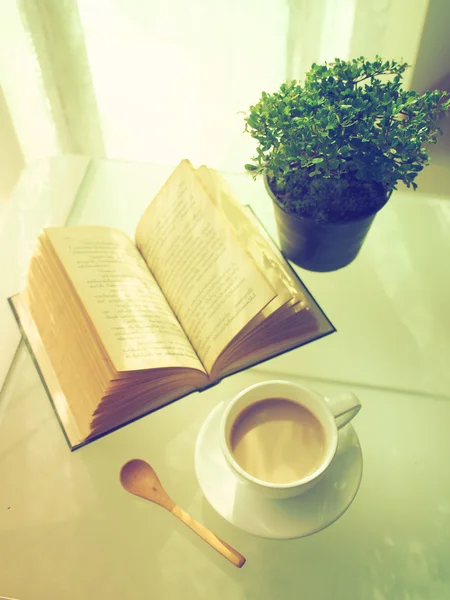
[10,160,334,449]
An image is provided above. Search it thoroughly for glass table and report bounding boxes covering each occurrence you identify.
[1,157,450,600]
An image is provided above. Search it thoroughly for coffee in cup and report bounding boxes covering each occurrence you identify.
[221,380,361,499]
[230,397,326,484]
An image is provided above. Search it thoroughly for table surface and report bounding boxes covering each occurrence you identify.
[1,157,450,600]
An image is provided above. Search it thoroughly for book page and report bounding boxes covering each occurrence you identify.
[135,160,276,373]
[195,166,302,313]
[44,226,204,373]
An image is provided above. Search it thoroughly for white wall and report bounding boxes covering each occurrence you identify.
[410,0,450,92]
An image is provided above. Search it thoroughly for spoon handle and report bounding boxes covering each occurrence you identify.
[171,505,246,568]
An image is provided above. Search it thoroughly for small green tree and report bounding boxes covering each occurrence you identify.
[244,57,450,222]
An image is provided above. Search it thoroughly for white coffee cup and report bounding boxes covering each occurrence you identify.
[220,380,361,499]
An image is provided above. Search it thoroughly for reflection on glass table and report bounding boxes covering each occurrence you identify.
[1,157,450,600]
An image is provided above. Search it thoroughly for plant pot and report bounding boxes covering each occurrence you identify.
[264,175,388,272]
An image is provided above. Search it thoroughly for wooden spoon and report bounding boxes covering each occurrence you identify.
[120,459,246,568]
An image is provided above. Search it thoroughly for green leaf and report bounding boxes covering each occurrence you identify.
[326,113,339,129]
[328,158,340,170]
[311,157,324,164]
[244,164,257,171]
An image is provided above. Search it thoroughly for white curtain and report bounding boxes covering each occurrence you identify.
[0,0,437,183]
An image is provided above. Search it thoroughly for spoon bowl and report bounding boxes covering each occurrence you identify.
[120,459,173,508]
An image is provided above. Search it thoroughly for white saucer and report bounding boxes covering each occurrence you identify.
[195,401,363,539]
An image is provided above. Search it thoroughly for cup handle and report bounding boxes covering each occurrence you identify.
[325,392,361,429]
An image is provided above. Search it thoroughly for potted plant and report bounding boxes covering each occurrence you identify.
[244,57,450,271]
